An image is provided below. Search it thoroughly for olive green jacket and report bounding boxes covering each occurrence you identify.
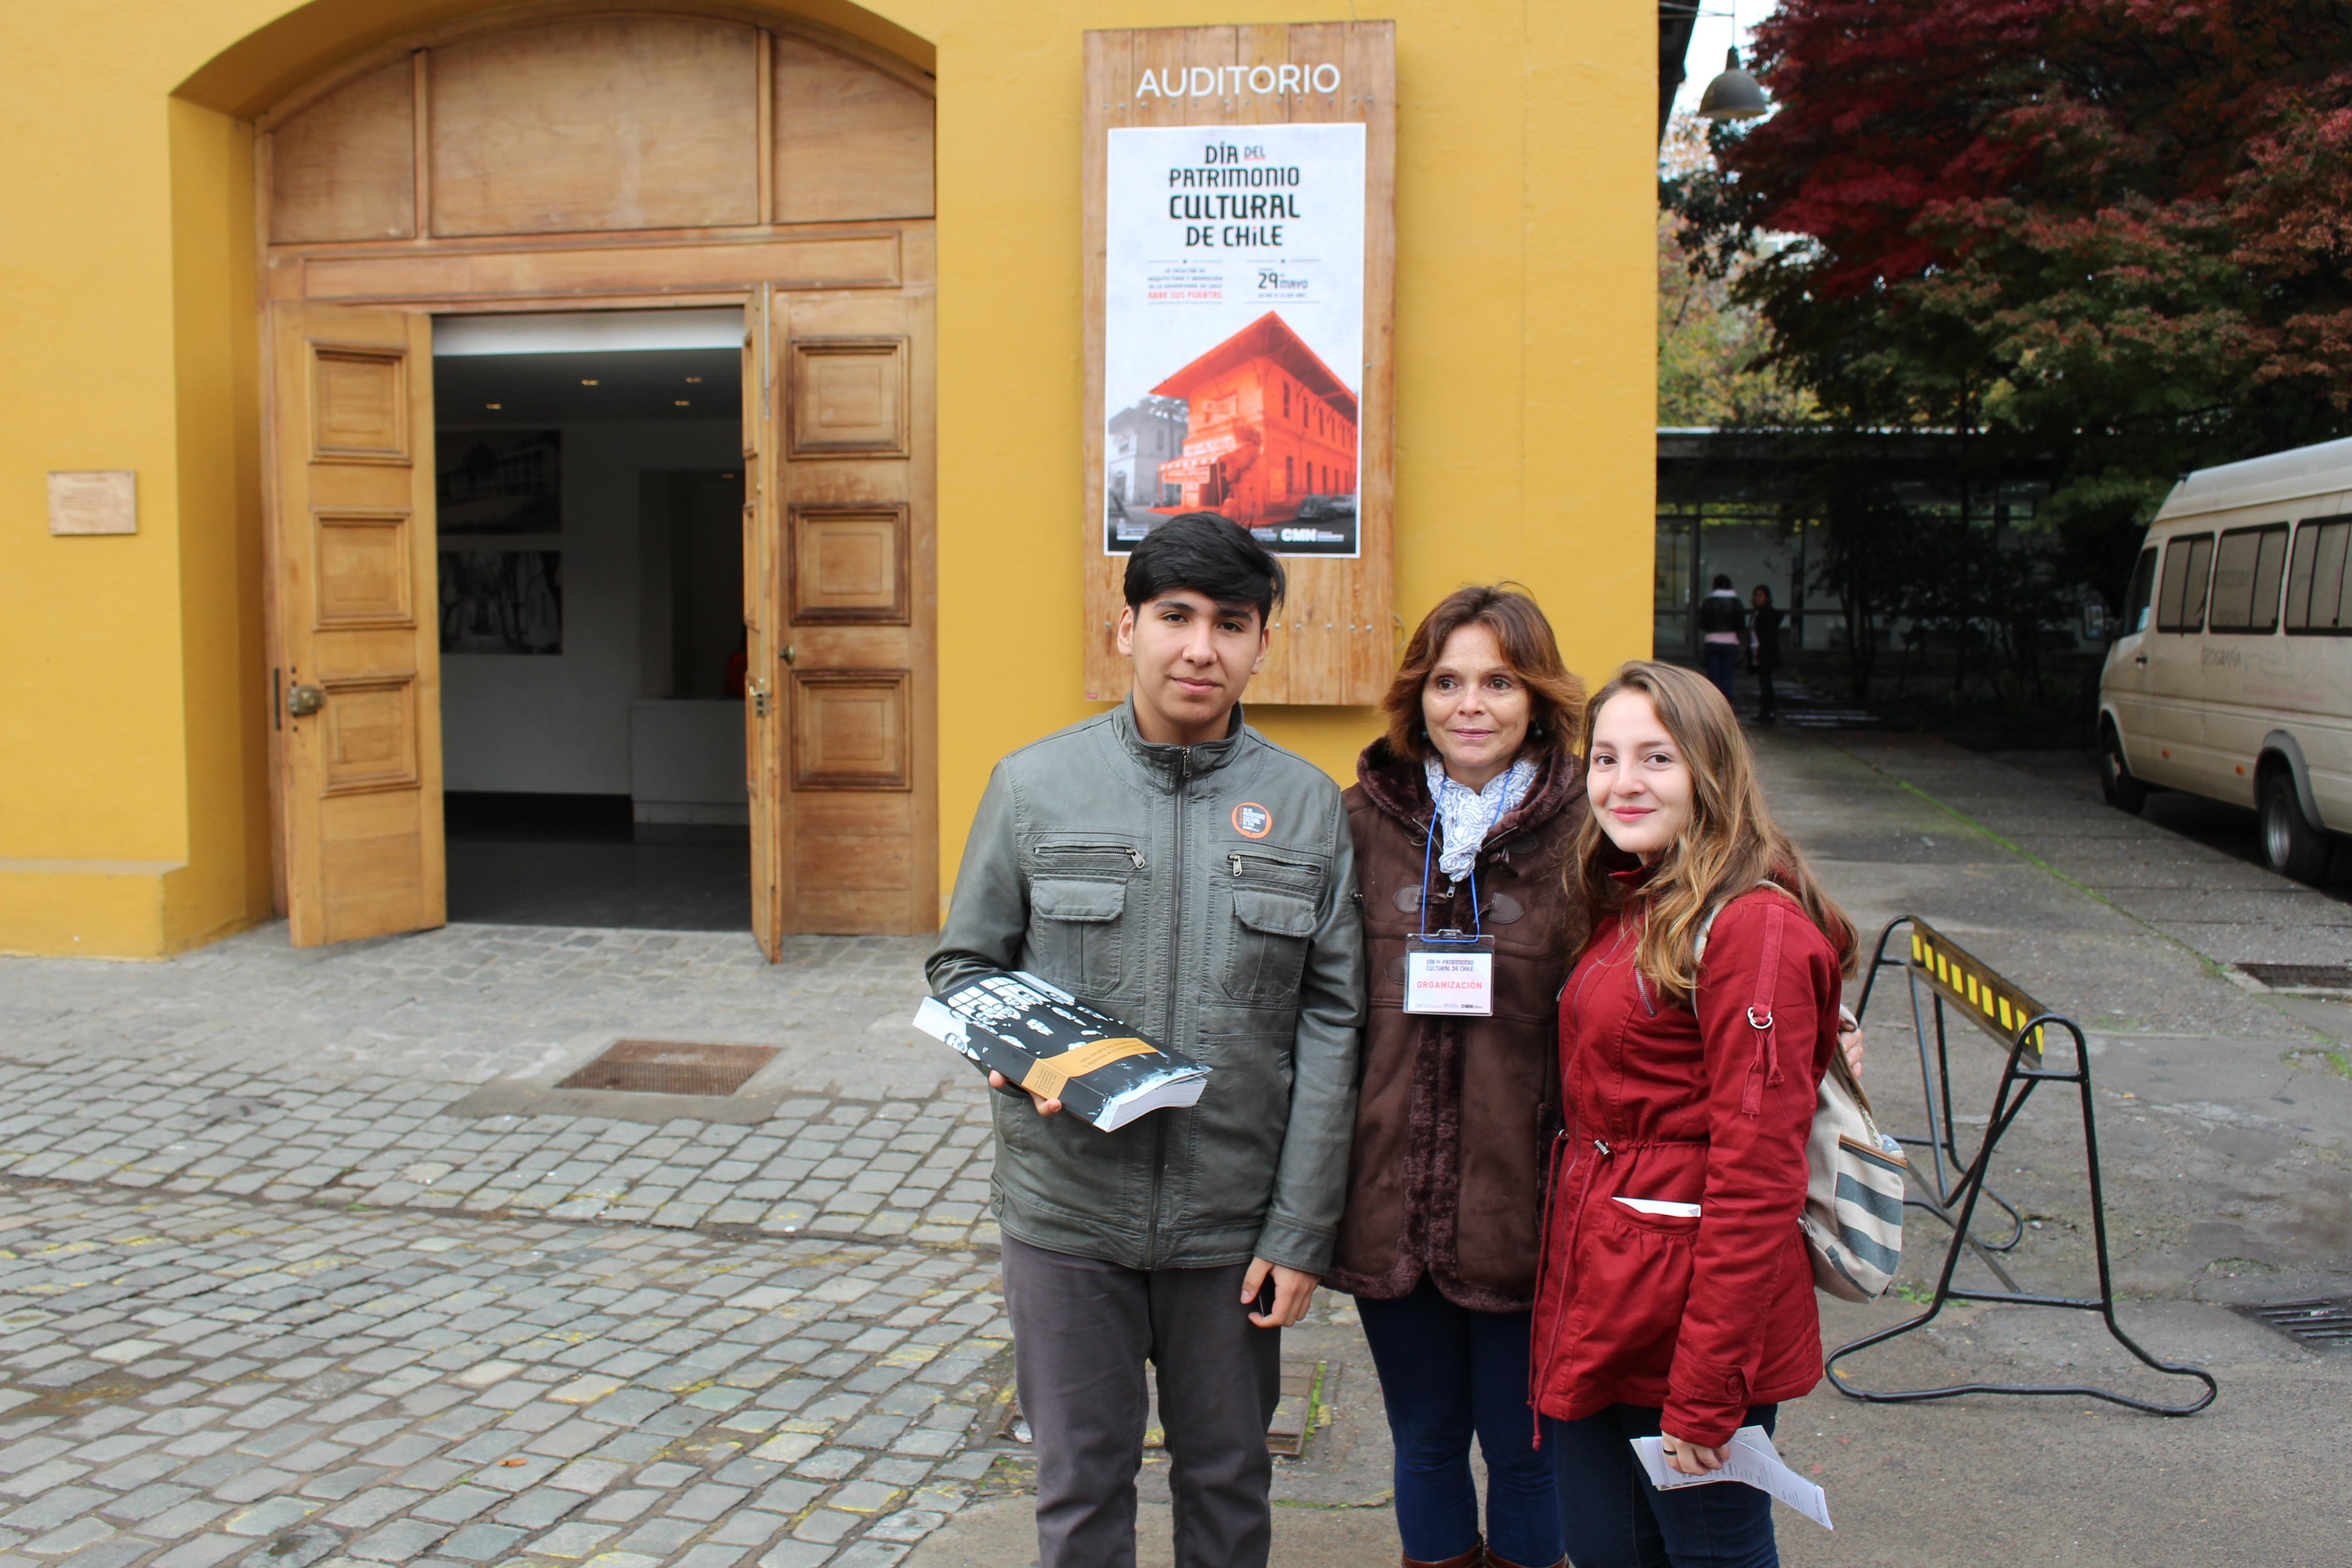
[926,700,1365,1274]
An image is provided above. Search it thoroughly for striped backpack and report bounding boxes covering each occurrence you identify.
[1696,882,1907,1303]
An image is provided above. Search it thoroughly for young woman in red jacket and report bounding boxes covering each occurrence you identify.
[1530,660,1856,1568]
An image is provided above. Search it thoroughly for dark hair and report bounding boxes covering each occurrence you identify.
[1711,573,1733,590]
[1123,512,1286,625]
[1380,584,1586,762]
[1752,583,1774,602]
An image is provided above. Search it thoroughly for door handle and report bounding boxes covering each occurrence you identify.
[781,644,797,665]
[286,683,327,718]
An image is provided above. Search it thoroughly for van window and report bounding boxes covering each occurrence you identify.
[2122,546,2158,634]
[2155,532,2214,632]
[2285,518,2350,634]
[2208,524,2289,632]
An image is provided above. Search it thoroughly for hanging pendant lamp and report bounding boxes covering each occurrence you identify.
[1697,47,1769,122]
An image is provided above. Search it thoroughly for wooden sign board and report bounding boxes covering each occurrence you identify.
[1082,22,1396,706]
[47,470,137,535]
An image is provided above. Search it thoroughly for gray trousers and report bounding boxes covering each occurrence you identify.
[1001,1235,1282,1568]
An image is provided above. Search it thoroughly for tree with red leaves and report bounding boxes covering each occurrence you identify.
[1672,0,2352,591]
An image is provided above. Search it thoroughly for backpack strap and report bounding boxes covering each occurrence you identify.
[1692,881,1796,1119]
[1739,899,1787,1118]
[1692,877,1792,963]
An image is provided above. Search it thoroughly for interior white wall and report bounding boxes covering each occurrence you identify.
[441,420,739,794]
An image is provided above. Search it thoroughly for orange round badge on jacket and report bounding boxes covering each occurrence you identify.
[1233,803,1272,838]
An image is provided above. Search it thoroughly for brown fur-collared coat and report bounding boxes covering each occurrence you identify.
[1327,738,1583,1312]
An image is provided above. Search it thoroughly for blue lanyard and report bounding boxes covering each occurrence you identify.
[1416,774,1502,943]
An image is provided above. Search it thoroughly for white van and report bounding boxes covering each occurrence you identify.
[2099,437,2351,883]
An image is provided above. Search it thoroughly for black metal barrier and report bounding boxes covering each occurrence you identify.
[1826,915,2218,1416]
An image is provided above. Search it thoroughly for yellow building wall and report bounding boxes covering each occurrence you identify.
[0,0,1654,956]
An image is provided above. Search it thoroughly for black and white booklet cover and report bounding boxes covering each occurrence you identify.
[913,970,1209,1132]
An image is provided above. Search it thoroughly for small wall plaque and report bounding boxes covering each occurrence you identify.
[48,470,137,536]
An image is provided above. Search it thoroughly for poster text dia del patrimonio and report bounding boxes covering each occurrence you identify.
[1102,122,1366,558]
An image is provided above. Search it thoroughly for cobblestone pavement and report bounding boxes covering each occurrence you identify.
[0,925,1031,1565]
[1,929,933,1093]
[0,929,994,1247]
[0,1182,1007,1568]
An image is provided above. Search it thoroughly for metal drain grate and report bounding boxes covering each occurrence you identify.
[2233,1297,2352,1349]
[555,1040,778,1097]
[2238,963,2352,991]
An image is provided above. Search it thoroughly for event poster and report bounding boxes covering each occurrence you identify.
[1103,122,1366,558]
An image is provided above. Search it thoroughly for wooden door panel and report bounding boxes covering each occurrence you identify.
[771,35,936,224]
[309,347,412,458]
[789,794,916,931]
[314,513,414,626]
[789,505,908,623]
[270,302,444,946]
[318,677,421,792]
[789,338,910,458]
[790,669,911,789]
[428,16,760,237]
[269,57,418,245]
[316,791,429,933]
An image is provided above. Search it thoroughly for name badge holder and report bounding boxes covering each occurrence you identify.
[1403,787,1498,1016]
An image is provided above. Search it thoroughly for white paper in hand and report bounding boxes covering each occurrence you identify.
[1629,1426,1833,1530]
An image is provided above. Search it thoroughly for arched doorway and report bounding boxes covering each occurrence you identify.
[257,9,936,957]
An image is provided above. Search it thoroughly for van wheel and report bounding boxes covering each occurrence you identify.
[2262,772,2333,884]
[2099,730,2148,814]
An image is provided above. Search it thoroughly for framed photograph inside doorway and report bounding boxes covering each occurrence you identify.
[437,429,562,535]
[1082,22,1396,707]
[439,549,563,655]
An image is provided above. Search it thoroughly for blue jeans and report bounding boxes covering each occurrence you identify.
[1548,1403,1780,1568]
[1356,1279,1562,1565]
[1702,643,1740,705]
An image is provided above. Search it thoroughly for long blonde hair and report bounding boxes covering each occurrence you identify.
[1563,661,1856,1004]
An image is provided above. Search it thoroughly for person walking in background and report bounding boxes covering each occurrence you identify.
[1532,661,1857,1568]
[928,514,1365,1568]
[1696,575,1744,706]
[1328,586,1586,1568]
[1747,585,1783,723]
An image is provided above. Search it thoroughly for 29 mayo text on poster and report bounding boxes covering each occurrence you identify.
[1103,122,1367,559]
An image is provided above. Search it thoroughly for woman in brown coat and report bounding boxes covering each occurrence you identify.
[1328,586,1586,1568]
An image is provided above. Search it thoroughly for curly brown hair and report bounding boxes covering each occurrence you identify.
[1380,585,1586,763]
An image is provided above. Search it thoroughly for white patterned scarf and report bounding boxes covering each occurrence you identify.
[1424,755,1538,883]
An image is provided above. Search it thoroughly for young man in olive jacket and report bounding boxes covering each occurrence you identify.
[926,514,1364,1568]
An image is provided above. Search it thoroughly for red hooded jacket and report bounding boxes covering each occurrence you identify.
[1529,875,1843,1447]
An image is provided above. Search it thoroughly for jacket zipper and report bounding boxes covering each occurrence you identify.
[1039,843,1147,868]
[1226,850,1316,877]
[1144,747,1190,1269]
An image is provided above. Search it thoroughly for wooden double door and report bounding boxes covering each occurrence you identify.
[267,281,936,954]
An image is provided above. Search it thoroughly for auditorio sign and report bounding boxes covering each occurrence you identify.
[1103,123,1366,559]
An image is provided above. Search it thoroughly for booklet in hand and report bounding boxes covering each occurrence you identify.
[913,970,1209,1132]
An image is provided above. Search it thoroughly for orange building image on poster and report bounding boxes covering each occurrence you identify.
[1151,312,1358,539]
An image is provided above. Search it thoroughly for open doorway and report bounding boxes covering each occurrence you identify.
[431,309,751,931]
